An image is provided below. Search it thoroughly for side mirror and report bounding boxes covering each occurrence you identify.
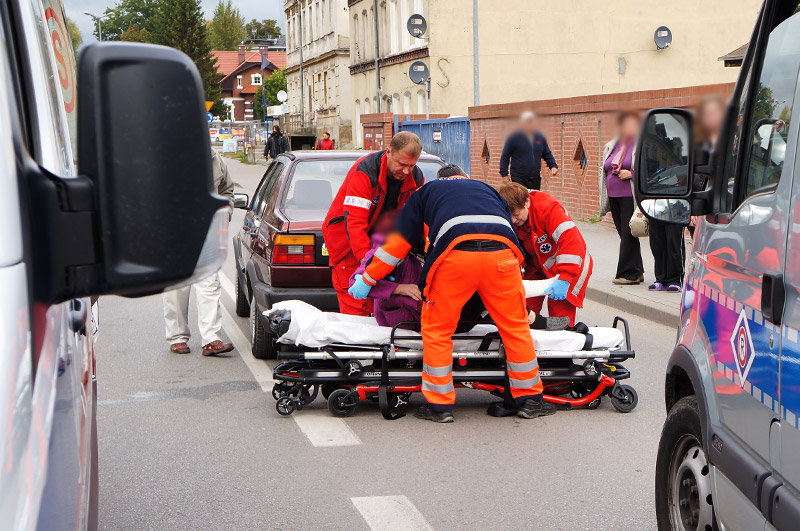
[29,42,229,304]
[640,198,691,225]
[234,193,250,209]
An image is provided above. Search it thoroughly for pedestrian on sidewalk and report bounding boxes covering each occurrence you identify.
[266,125,290,159]
[163,149,235,356]
[316,132,335,150]
[599,111,644,285]
[499,111,558,191]
[688,95,726,238]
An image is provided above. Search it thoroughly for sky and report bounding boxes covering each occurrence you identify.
[65,0,285,44]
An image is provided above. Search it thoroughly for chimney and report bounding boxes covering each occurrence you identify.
[237,44,246,64]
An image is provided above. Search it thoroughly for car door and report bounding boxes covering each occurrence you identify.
[241,161,285,262]
[693,4,799,501]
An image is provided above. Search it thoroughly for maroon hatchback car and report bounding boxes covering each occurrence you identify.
[233,150,445,358]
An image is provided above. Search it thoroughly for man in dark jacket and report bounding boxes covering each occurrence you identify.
[265,125,290,159]
[499,111,558,190]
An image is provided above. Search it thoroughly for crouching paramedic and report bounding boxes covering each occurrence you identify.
[323,132,424,315]
[348,167,556,423]
[496,182,592,325]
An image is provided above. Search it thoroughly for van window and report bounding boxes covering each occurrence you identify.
[729,11,800,208]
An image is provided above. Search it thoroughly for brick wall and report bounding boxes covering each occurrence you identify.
[360,113,451,150]
[468,83,735,222]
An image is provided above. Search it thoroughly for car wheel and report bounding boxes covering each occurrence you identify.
[655,396,715,531]
[250,295,276,359]
[235,274,250,317]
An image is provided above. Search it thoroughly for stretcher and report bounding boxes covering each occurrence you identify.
[267,300,638,419]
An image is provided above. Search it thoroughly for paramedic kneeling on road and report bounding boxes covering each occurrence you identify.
[348,172,555,423]
[323,132,424,315]
[496,183,592,325]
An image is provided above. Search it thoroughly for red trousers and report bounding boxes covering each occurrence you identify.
[421,248,543,408]
[526,295,577,326]
[331,252,372,316]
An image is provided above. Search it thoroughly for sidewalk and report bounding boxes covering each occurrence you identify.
[577,221,684,327]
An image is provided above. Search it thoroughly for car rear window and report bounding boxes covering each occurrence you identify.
[417,160,444,181]
[281,159,355,213]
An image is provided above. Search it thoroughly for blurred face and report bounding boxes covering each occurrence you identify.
[386,147,421,181]
[699,101,725,138]
[521,116,537,135]
[619,115,640,141]
[510,198,531,227]
[323,133,330,140]
[273,126,278,134]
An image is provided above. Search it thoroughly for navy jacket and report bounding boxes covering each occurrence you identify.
[499,131,557,188]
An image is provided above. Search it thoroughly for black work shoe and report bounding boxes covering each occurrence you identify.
[517,397,557,419]
[413,405,454,423]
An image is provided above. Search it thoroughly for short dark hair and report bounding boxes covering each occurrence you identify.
[389,131,422,156]
[323,131,330,136]
[436,164,467,179]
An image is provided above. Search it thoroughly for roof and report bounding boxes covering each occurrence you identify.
[211,50,286,77]
[719,43,747,67]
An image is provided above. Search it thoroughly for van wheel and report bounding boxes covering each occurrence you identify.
[655,396,715,531]
[235,275,250,317]
[250,296,276,359]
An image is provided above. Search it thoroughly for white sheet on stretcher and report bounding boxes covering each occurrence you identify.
[266,299,625,352]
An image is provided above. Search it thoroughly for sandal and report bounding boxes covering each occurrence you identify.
[666,284,682,292]
[648,282,665,291]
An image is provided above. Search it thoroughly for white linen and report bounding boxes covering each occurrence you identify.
[266,300,624,351]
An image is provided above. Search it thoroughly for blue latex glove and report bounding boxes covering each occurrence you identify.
[544,279,570,301]
[349,274,372,300]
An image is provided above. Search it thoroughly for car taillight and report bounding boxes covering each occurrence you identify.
[273,234,315,264]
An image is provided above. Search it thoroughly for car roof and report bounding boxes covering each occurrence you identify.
[281,150,444,162]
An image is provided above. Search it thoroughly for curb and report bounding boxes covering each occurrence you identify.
[584,286,680,328]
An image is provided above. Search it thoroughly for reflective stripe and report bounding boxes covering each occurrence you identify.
[374,247,403,267]
[421,380,455,395]
[571,253,591,296]
[555,254,582,265]
[343,195,373,209]
[363,271,377,285]
[432,215,513,247]
[543,256,556,269]
[423,363,452,377]
[551,221,576,242]
[507,359,539,373]
[509,374,541,389]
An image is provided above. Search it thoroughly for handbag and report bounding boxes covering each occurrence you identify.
[627,182,649,237]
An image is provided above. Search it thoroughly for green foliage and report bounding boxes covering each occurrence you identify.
[244,19,282,41]
[94,0,160,41]
[254,69,287,121]
[752,84,777,124]
[207,0,245,51]
[120,24,154,42]
[66,18,82,51]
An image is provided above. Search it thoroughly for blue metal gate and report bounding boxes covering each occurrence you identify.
[398,117,471,174]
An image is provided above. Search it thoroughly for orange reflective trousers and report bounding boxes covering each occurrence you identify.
[420,248,543,408]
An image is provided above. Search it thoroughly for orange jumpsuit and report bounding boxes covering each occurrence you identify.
[361,178,543,410]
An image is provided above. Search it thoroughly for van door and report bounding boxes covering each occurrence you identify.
[694,5,800,508]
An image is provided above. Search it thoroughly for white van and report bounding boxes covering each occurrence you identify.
[0,1,228,528]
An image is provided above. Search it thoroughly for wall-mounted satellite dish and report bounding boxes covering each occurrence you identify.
[409,61,429,85]
[407,14,427,38]
[277,90,288,103]
[654,26,672,50]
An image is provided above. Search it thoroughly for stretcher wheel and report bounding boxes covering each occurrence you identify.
[299,384,319,406]
[272,382,291,400]
[610,384,638,413]
[328,389,359,417]
[275,397,296,416]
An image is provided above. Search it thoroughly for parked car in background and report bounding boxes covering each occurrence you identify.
[233,151,445,358]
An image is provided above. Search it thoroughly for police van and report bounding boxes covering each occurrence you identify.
[0,0,227,528]
[634,1,800,529]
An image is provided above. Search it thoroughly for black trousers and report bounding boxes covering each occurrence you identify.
[608,196,644,280]
[649,219,685,286]
[511,175,541,190]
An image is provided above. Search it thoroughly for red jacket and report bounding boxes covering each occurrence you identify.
[516,191,592,307]
[323,150,423,265]
[316,138,335,150]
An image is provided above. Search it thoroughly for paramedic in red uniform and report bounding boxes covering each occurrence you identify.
[348,165,556,423]
[323,132,424,315]
[496,182,592,326]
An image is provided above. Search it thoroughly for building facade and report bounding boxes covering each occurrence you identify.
[285,0,353,147]
[346,0,760,123]
[212,46,286,121]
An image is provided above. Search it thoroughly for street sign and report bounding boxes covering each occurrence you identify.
[407,14,427,38]
[277,90,288,103]
[207,112,213,123]
[409,61,429,85]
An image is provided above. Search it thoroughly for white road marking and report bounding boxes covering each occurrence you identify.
[351,496,433,531]
[219,270,362,447]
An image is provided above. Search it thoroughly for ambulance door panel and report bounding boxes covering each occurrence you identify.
[697,12,800,464]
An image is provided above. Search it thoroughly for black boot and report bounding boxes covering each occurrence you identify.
[413,405,454,423]
[516,395,557,419]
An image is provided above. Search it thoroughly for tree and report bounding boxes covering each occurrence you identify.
[254,69,287,121]
[67,18,82,51]
[244,19,282,41]
[207,0,245,51]
[154,0,226,117]
[94,0,160,41]
[120,23,154,43]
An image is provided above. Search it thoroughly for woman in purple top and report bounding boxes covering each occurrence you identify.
[598,111,645,285]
